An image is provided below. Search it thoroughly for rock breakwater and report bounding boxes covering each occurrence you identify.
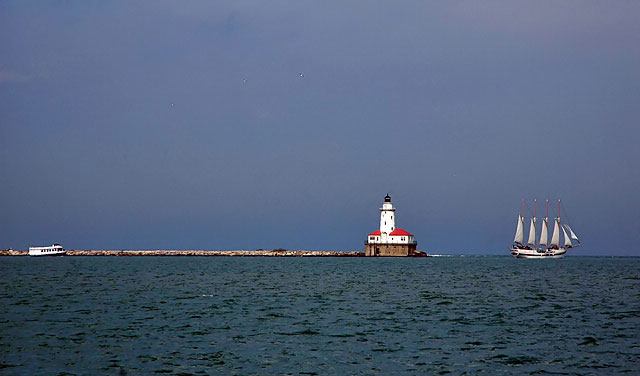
[0,249,366,257]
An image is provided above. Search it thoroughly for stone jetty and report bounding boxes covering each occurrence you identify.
[0,249,367,257]
[0,249,28,256]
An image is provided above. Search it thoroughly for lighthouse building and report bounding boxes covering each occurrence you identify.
[365,194,418,256]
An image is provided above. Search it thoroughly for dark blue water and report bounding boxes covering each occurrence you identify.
[1,256,639,375]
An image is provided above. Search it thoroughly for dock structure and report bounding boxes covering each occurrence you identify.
[364,194,419,256]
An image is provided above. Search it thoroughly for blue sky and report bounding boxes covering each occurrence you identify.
[1,1,639,255]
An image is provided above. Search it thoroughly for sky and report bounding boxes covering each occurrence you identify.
[1,1,639,255]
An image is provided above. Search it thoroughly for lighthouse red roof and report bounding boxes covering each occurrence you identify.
[368,230,381,236]
[390,228,413,236]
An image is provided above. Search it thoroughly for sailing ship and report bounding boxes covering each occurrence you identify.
[510,200,580,258]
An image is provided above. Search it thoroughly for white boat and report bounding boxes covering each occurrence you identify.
[510,200,580,259]
[29,244,66,257]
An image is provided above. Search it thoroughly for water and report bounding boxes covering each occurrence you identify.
[1,256,639,375]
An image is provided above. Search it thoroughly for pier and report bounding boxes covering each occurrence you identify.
[0,249,432,257]
[0,249,367,257]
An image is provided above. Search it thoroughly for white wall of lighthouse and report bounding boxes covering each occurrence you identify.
[379,201,396,240]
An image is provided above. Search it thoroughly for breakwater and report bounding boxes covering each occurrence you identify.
[0,249,367,257]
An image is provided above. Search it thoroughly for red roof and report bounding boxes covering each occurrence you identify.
[368,230,381,236]
[390,228,413,236]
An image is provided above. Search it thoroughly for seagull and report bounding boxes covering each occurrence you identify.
[299,73,304,78]
[243,79,247,84]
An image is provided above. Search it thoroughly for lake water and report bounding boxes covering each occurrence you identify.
[1,256,639,375]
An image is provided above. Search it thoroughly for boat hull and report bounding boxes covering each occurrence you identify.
[510,246,567,259]
[28,251,66,257]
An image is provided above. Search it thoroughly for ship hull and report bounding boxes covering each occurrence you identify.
[510,246,567,259]
[28,251,66,257]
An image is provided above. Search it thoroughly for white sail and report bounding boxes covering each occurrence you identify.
[550,219,560,247]
[539,218,548,246]
[562,227,573,247]
[563,224,579,241]
[513,215,524,244]
[527,218,536,245]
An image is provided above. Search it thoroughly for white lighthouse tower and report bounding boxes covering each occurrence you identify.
[365,194,418,256]
[379,194,395,242]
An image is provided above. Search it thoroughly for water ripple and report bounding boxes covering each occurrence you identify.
[0,256,639,374]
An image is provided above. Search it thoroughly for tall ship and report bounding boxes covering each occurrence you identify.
[28,244,66,257]
[510,200,580,258]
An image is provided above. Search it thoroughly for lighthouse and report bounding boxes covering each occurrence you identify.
[365,194,418,256]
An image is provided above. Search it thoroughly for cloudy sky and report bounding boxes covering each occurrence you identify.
[1,1,639,255]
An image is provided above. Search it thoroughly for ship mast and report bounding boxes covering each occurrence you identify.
[549,199,562,249]
[534,199,537,250]
[538,199,549,250]
[558,199,562,246]
[558,199,561,223]
[545,200,549,251]
[521,199,525,244]
[526,199,537,249]
[520,199,525,245]
[513,199,525,246]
